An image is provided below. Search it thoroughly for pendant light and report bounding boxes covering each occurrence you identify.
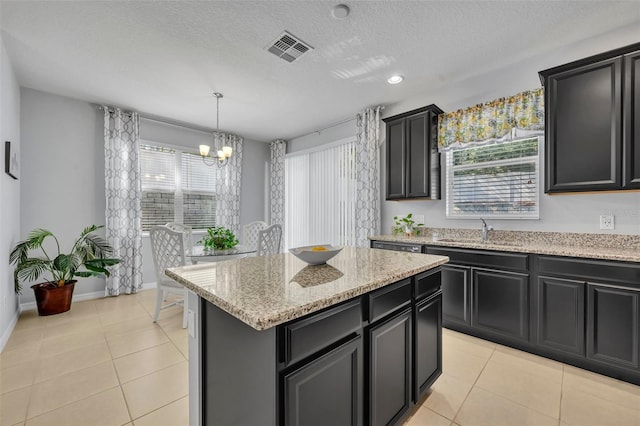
[199,92,232,167]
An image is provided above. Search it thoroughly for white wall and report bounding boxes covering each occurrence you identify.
[381,24,640,236]
[20,89,270,306]
[1,36,22,350]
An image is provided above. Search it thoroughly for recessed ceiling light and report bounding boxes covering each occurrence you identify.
[331,4,350,19]
[387,75,404,84]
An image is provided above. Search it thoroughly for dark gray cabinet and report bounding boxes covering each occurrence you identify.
[540,42,640,193]
[624,49,640,188]
[276,269,443,426]
[368,308,412,426]
[384,105,443,200]
[536,276,585,356]
[284,336,363,426]
[441,264,471,327]
[587,283,640,370]
[472,268,529,342]
[414,293,442,402]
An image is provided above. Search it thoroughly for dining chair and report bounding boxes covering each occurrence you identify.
[256,224,282,256]
[149,225,188,328]
[165,222,194,255]
[242,221,267,251]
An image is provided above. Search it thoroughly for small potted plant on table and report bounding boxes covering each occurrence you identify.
[10,225,121,316]
[199,226,239,254]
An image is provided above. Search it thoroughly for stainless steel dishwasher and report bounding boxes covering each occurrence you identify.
[371,240,423,253]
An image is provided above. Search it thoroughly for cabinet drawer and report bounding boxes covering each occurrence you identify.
[368,279,412,323]
[282,299,361,366]
[538,256,640,287]
[415,268,441,301]
[426,247,528,272]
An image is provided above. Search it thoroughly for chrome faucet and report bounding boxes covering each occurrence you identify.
[481,218,494,242]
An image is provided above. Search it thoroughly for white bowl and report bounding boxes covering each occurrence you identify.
[289,245,343,265]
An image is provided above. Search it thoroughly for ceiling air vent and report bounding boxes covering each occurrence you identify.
[267,31,313,63]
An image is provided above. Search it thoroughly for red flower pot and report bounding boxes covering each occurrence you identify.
[31,281,76,316]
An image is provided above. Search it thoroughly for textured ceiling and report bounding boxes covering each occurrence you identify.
[1,1,639,141]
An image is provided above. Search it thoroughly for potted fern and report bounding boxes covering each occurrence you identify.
[199,226,239,253]
[10,225,121,316]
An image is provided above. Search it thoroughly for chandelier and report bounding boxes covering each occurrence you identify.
[199,92,232,167]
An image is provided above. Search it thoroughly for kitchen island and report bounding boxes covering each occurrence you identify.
[166,246,448,426]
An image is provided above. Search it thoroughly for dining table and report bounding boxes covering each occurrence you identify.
[188,244,256,264]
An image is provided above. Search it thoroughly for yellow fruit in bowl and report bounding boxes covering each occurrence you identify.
[311,246,328,251]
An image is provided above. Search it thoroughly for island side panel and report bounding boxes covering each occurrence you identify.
[203,301,277,426]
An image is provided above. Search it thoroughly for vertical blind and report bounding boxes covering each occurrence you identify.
[285,140,357,250]
[446,137,540,218]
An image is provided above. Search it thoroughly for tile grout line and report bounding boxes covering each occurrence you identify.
[450,345,497,424]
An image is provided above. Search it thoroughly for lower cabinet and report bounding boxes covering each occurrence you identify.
[441,265,471,326]
[279,270,443,426]
[283,336,363,426]
[414,293,442,401]
[472,268,529,342]
[368,308,412,426]
[587,283,640,370]
[536,276,585,356]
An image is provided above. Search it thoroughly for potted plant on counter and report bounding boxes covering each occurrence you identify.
[392,213,424,237]
[199,226,239,253]
[10,225,121,316]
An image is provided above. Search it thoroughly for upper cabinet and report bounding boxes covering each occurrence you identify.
[383,105,443,200]
[539,42,640,193]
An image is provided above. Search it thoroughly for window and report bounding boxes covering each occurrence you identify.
[284,139,357,250]
[446,137,540,219]
[140,143,218,231]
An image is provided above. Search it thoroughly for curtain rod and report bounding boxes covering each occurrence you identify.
[309,105,386,136]
[95,105,216,134]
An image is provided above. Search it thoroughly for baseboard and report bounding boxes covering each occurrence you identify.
[0,310,20,353]
[19,282,159,312]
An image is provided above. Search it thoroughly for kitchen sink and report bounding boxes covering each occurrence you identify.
[435,238,526,247]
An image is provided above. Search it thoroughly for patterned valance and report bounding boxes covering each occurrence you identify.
[438,88,544,151]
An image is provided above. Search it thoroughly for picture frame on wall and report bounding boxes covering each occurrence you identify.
[5,141,19,180]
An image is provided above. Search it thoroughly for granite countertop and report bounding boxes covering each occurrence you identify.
[166,246,448,331]
[370,229,640,263]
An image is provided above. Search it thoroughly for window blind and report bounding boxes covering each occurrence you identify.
[446,137,540,219]
[181,152,217,229]
[284,140,357,250]
[140,144,176,228]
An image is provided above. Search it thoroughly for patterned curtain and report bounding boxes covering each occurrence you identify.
[355,106,382,247]
[438,88,544,151]
[103,107,143,296]
[213,132,243,236]
[270,139,286,227]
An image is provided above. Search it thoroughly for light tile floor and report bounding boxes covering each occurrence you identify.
[2,289,640,426]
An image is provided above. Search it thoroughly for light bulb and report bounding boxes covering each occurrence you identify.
[199,145,210,156]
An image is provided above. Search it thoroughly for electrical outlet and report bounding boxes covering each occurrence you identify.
[414,214,425,225]
[600,214,614,230]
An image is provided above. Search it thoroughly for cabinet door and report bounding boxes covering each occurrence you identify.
[537,276,585,356]
[472,268,529,342]
[441,264,471,327]
[587,283,640,370]
[624,50,640,188]
[406,112,431,198]
[414,293,442,402]
[283,336,362,426]
[368,308,412,426]
[386,118,406,199]
[546,56,622,192]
